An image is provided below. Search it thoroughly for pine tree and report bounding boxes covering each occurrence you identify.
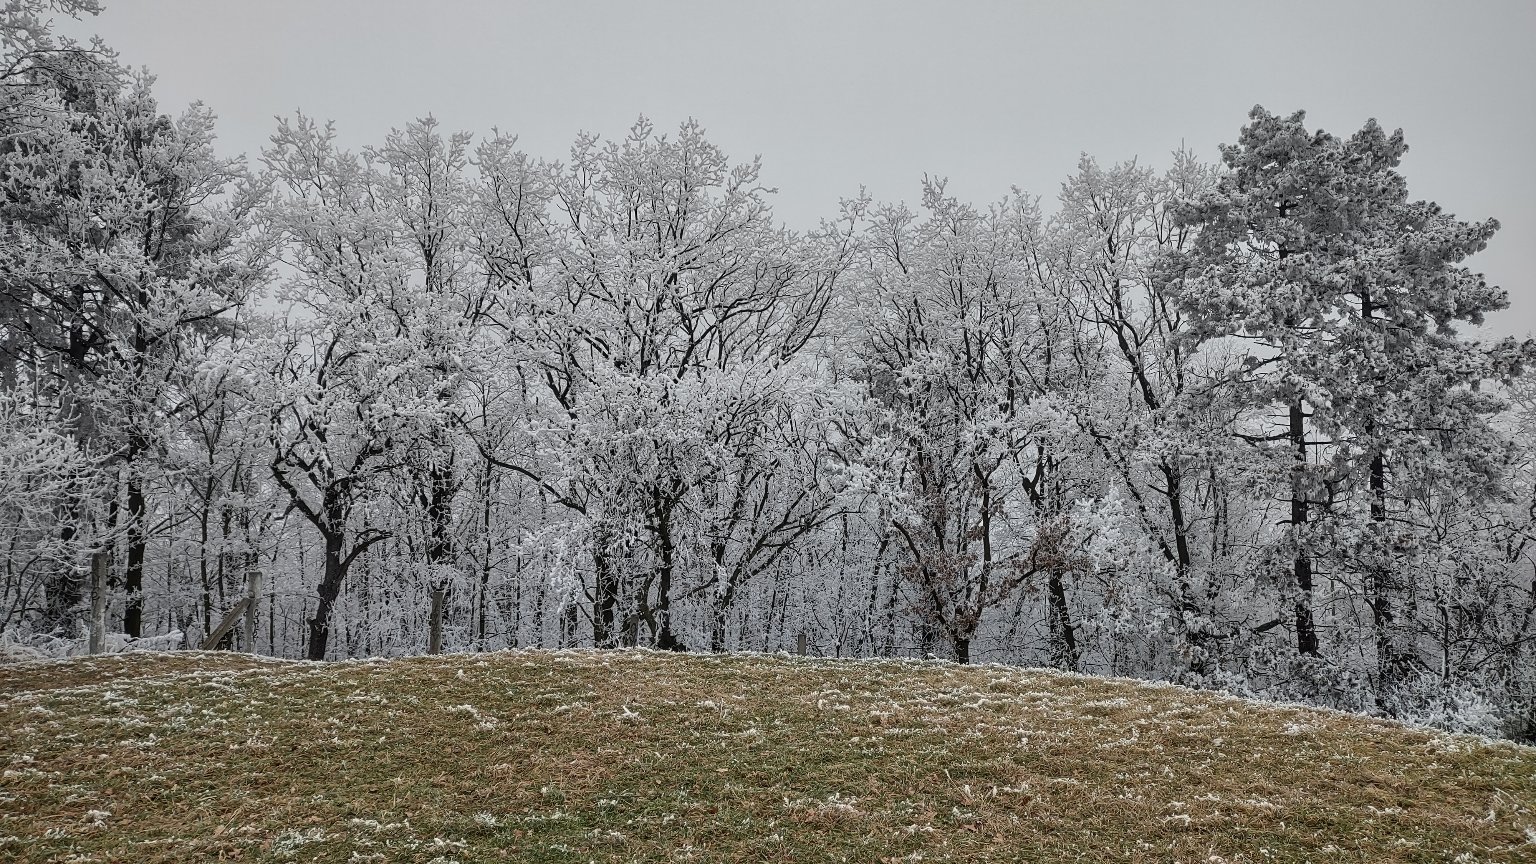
[1172,106,1533,686]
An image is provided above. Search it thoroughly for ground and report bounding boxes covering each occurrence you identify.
[0,649,1532,863]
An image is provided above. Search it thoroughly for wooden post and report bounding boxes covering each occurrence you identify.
[243,570,261,654]
[796,631,808,657]
[199,598,251,650]
[428,586,445,654]
[88,551,108,654]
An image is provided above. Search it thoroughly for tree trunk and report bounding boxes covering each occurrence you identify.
[1046,566,1078,670]
[307,521,347,661]
[428,585,445,654]
[559,595,579,648]
[650,489,684,652]
[1367,450,1403,686]
[477,463,494,649]
[1290,401,1319,657]
[88,552,108,654]
[1162,462,1208,670]
[425,451,454,653]
[710,595,732,654]
[123,464,147,638]
[202,491,216,639]
[592,522,620,648]
[709,557,742,654]
[42,292,94,637]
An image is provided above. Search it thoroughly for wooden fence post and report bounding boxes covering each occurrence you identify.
[243,570,261,653]
[199,598,251,650]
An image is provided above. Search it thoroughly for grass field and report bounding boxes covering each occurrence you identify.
[1,649,1532,863]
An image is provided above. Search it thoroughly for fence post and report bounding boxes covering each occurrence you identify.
[244,570,262,653]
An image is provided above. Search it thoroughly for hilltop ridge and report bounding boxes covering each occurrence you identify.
[1,650,1532,862]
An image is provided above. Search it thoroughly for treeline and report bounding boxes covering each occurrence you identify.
[3,2,1534,738]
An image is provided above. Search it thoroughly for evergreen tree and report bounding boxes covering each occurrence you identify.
[1171,106,1533,686]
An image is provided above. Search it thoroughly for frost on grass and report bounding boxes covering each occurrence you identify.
[444,702,499,730]
[0,650,1532,863]
[271,827,330,855]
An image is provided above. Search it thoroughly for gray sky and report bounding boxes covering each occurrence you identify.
[60,0,1536,337]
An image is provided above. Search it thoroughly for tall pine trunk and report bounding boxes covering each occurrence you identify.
[1361,286,1405,690]
[1290,401,1319,657]
[1368,451,1400,685]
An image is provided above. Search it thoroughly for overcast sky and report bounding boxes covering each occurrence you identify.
[59,0,1536,338]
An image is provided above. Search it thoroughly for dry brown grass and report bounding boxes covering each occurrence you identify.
[0,650,1531,862]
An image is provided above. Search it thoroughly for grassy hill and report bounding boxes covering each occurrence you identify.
[1,650,1532,863]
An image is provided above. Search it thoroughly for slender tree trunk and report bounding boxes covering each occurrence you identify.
[652,499,683,651]
[532,552,547,647]
[592,522,619,648]
[123,466,146,638]
[0,322,14,393]
[477,463,494,648]
[424,447,454,653]
[42,291,95,636]
[123,272,155,640]
[708,535,738,653]
[559,595,578,648]
[45,527,84,633]
[428,586,445,654]
[762,570,783,652]
[202,497,217,638]
[1360,286,1405,690]
[863,532,890,656]
[1368,450,1400,684]
[1291,401,1319,657]
[508,553,523,648]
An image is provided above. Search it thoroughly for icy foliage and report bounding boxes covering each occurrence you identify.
[1,1,1533,740]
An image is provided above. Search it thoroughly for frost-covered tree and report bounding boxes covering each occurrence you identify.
[476,118,853,650]
[365,117,478,651]
[1052,152,1238,673]
[1172,106,1534,690]
[1,0,262,637]
[8,15,1536,740]
[258,114,428,660]
[0,392,96,631]
[852,180,1090,664]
